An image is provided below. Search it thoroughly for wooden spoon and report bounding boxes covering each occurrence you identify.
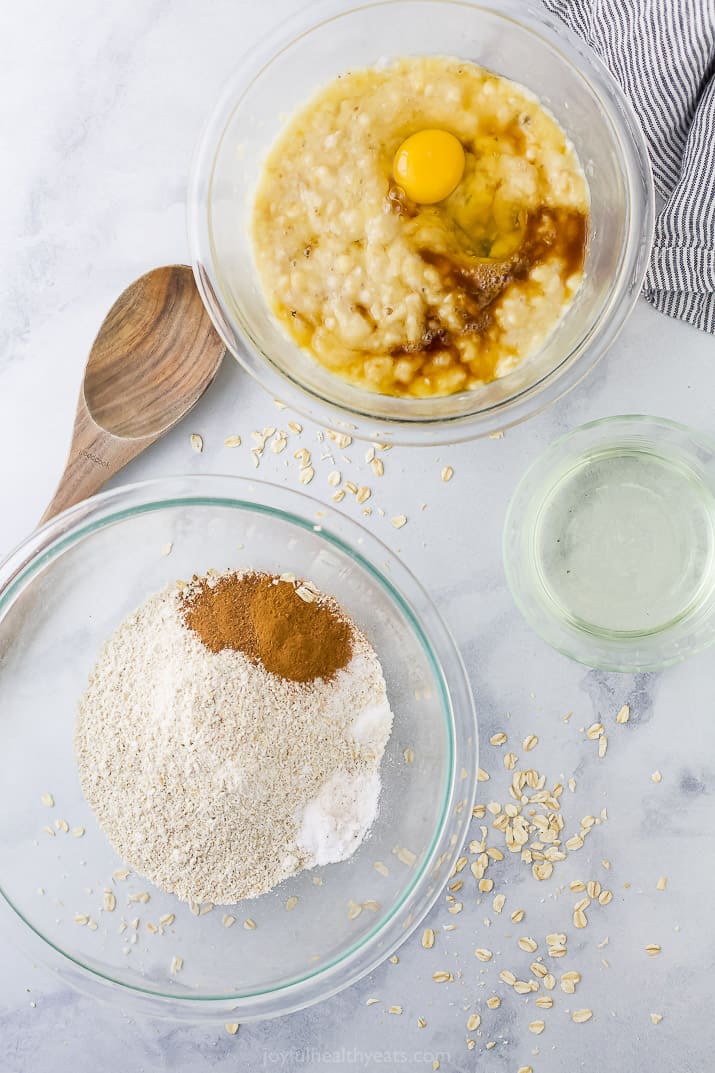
[40,265,225,524]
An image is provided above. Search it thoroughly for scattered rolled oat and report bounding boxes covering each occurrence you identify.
[598,734,608,759]
[572,1009,593,1023]
[523,735,538,752]
[645,944,661,957]
[391,515,407,529]
[486,996,501,1009]
[432,971,452,983]
[441,466,454,482]
[511,909,525,924]
[223,435,242,448]
[650,1013,663,1025]
[518,937,538,953]
[225,1023,240,1035]
[160,913,175,927]
[422,928,435,949]
[518,1067,534,1073]
[170,955,183,974]
[651,771,662,783]
[71,826,85,838]
[403,747,415,765]
[190,434,203,453]
[347,900,363,920]
[103,890,116,912]
[573,908,588,929]
[656,876,667,891]
[54,819,69,833]
[285,896,299,911]
[388,1006,402,1015]
[475,948,493,962]
[243,918,257,930]
[40,793,54,808]
[417,1016,427,1028]
[373,861,389,877]
[493,893,506,913]
[490,732,508,746]
[528,1020,545,1035]
[616,704,630,724]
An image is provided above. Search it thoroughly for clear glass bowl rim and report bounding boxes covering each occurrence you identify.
[0,474,477,1020]
[187,0,655,446]
[503,414,715,672]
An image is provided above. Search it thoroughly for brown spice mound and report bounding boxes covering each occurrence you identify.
[179,571,354,683]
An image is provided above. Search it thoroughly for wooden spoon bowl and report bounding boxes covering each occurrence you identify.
[41,265,225,524]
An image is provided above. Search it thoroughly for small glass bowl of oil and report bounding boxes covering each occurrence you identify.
[503,415,715,671]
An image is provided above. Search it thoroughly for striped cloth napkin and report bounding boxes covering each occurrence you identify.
[543,0,715,334]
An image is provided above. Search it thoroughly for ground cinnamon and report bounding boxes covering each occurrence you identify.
[179,571,353,683]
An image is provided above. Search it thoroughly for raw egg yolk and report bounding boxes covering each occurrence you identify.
[392,129,465,205]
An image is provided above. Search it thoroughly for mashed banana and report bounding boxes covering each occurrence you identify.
[252,56,589,399]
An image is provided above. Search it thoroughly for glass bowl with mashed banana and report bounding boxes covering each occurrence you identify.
[189,0,654,443]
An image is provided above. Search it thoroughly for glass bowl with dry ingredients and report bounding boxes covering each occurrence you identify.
[188,0,654,444]
[0,475,476,1021]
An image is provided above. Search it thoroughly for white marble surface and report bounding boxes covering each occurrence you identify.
[1,2,715,1070]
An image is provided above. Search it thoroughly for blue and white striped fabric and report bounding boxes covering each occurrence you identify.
[543,0,715,334]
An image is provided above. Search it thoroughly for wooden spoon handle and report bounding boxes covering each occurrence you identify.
[39,393,150,526]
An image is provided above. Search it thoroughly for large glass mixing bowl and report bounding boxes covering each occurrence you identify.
[0,476,476,1020]
[188,0,654,444]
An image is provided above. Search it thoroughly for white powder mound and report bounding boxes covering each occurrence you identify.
[298,769,382,867]
[75,584,393,904]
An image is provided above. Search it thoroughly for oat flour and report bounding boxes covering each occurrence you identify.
[75,582,392,904]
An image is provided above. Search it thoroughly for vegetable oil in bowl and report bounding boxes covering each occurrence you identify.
[504,416,715,671]
[534,447,715,635]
